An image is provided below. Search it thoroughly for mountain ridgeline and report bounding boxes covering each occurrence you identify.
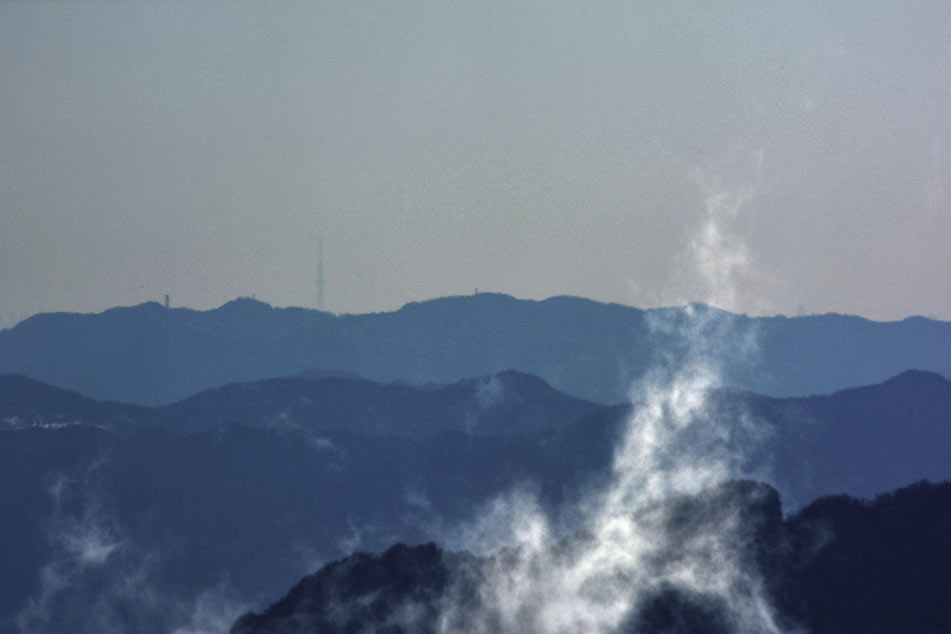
[0,370,601,438]
[1,293,949,405]
[3,369,950,505]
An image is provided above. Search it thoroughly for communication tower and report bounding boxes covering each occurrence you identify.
[317,238,325,311]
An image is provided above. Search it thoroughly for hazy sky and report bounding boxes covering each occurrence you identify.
[2,1,949,325]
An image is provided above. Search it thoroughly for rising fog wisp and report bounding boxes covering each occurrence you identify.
[14,466,250,634]
[427,156,792,634]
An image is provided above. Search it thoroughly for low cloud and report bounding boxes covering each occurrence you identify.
[15,471,250,634]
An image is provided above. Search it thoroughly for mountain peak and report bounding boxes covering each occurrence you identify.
[215,297,274,312]
[881,369,949,387]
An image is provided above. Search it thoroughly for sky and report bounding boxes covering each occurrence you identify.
[1,0,949,326]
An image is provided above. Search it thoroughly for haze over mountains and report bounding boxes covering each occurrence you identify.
[1,294,949,406]
[5,0,949,630]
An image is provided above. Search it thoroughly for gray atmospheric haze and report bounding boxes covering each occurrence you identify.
[1,1,950,326]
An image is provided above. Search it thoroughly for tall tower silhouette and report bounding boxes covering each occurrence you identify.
[317,238,325,311]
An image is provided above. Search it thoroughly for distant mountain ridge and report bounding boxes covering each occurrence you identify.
[2,293,949,405]
[0,373,149,430]
[2,369,949,505]
[0,369,600,438]
[716,368,951,506]
[162,370,600,437]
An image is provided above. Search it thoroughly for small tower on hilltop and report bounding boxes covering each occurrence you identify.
[317,238,325,312]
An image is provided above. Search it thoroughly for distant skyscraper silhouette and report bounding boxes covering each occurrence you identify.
[164,294,170,309]
[317,238,325,311]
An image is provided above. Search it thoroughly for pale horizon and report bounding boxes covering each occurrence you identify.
[3,1,949,326]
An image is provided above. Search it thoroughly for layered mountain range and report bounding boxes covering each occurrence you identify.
[2,367,950,633]
[2,294,949,405]
[2,295,950,634]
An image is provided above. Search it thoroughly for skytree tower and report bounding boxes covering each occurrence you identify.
[317,238,325,311]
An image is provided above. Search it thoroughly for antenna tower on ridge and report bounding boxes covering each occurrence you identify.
[317,238,325,311]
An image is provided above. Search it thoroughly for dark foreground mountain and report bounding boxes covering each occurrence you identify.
[2,294,949,405]
[231,480,951,634]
